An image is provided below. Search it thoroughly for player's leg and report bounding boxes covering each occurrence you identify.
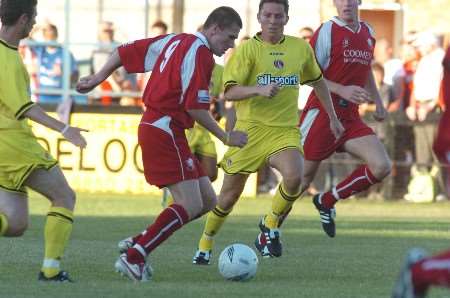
[194,173,248,264]
[275,159,321,228]
[265,149,303,229]
[197,154,218,182]
[24,166,75,281]
[410,249,450,295]
[254,149,303,257]
[0,190,28,237]
[126,179,201,263]
[319,134,392,209]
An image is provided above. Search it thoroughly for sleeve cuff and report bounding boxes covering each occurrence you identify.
[15,102,36,120]
[301,73,323,86]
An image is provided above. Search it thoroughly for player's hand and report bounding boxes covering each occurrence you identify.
[405,106,416,121]
[76,75,100,94]
[62,126,88,148]
[373,104,388,122]
[258,83,280,98]
[329,117,344,140]
[339,85,370,104]
[225,130,248,148]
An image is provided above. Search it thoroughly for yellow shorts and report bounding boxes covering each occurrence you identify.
[219,121,302,174]
[187,124,217,158]
[0,130,57,194]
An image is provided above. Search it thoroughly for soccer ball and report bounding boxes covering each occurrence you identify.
[218,243,258,281]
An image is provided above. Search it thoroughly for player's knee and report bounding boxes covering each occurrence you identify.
[5,220,28,237]
[371,158,392,180]
[60,187,77,210]
[282,172,302,191]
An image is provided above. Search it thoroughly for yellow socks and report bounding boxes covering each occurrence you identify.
[198,206,232,251]
[0,213,8,236]
[41,207,74,278]
[265,183,300,229]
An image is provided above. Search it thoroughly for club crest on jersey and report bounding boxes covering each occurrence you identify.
[273,60,284,69]
[197,90,210,104]
[367,38,374,49]
[185,158,195,171]
[342,38,350,48]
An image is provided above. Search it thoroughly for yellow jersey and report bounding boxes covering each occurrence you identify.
[223,33,322,127]
[0,39,35,131]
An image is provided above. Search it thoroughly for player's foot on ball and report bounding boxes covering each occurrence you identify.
[258,217,282,257]
[192,249,211,265]
[118,237,134,253]
[115,253,152,282]
[313,194,336,238]
[254,232,271,258]
[38,270,74,282]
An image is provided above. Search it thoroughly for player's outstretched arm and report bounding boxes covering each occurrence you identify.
[23,105,87,148]
[188,109,247,148]
[76,49,122,94]
[311,78,344,139]
[224,83,280,101]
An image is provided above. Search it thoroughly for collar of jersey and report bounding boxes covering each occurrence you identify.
[254,32,286,45]
[0,38,18,51]
[194,32,210,49]
[331,17,361,34]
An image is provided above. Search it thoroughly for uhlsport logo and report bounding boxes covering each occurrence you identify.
[257,74,299,86]
[273,59,284,69]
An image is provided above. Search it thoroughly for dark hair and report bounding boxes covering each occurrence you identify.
[152,20,168,33]
[203,6,242,30]
[0,0,37,26]
[258,0,289,14]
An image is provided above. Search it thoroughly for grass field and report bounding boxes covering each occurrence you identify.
[1,192,450,298]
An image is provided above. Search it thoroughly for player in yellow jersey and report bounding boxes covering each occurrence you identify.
[0,0,87,282]
[193,0,344,263]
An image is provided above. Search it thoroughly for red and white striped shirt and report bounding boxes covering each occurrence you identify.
[118,32,214,129]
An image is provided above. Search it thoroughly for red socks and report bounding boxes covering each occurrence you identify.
[321,165,379,209]
[412,250,450,294]
[127,204,189,263]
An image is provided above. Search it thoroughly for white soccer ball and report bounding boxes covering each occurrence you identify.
[218,243,258,281]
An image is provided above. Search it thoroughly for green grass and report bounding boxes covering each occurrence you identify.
[2,193,450,298]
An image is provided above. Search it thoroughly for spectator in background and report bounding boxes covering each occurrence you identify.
[150,20,168,37]
[406,32,445,171]
[137,20,170,93]
[298,26,313,42]
[433,44,450,198]
[374,38,403,87]
[34,23,79,104]
[90,21,138,106]
[404,32,445,202]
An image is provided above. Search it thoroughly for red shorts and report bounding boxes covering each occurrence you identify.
[138,115,205,188]
[299,108,374,161]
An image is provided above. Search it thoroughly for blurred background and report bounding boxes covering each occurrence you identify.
[6,0,450,201]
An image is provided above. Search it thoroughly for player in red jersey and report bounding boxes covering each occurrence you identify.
[298,0,391,237]
[76,6,247,281]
